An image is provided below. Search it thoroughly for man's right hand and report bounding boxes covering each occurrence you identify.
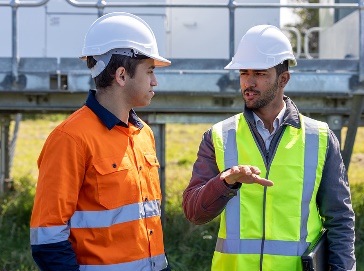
[220,165,274,186]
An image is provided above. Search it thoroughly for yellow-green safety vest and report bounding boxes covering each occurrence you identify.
[211,113,328,271]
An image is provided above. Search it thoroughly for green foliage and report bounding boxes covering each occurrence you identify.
[164,213,219,271]
[0,176,38,270]
[21,113,69,122]
[1,176,35,225]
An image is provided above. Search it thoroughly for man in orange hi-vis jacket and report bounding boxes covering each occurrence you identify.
[30,12,171,271]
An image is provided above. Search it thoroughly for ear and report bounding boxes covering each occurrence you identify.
[278,71,290,88]
[115,67,127,86]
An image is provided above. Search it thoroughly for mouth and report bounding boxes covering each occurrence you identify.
[244,89,259,99]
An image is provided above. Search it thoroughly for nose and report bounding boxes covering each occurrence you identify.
[241,74,256,89]
[151,74,158,87]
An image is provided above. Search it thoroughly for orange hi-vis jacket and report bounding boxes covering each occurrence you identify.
[30,104,167,270]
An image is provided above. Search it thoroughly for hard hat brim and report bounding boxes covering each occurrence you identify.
[224,58,297,70]
[80,52,171,67]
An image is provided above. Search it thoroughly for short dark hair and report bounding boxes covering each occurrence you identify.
[87,54,143,88]
[275,60,289,77]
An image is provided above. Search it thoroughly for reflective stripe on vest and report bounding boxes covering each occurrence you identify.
[211,113,328,271]
[30,199,161,245]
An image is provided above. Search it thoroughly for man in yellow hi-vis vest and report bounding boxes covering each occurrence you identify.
[182,25,356,271]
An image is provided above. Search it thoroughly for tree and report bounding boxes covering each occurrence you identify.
[283,0,320,58]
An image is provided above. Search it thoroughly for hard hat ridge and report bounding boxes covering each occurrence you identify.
[225,24,297,70]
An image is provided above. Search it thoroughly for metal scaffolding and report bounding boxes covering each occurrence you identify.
[0,0,364,194]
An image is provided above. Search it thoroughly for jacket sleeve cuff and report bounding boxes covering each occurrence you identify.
[31,240,79,271]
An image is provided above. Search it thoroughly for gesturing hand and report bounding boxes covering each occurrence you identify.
[220,165,274,186]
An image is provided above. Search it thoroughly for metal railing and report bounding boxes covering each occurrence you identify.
[1,0,364,190]
[2,0,363,85]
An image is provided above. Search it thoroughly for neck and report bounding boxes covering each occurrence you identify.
[253,99,285,133]
[95,88,130,124]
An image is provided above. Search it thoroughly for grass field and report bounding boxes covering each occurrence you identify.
[1,114,363,270]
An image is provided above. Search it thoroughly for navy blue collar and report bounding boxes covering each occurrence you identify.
[85,90,144,130]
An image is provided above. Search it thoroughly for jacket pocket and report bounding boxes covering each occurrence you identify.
[94,155,133,209]
[144,154,160,182]
[143,153,162,196]
[144,154,160,168]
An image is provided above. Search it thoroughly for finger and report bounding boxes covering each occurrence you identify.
[250,166,261,175]
[252,174,274,187]
[239,165,252,175]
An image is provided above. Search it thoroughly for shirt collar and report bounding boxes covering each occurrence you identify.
[252,102,287,131]
[85,90,144,130]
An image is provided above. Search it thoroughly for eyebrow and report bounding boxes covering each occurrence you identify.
[149,65,156,69]
[240,69,268,72]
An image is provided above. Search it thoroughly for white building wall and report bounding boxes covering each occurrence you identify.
[166,0,280,59]
[1,0,281,59]
[0,0,168,58]
[319,10,359,59]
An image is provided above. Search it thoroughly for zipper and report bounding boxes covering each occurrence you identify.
[248,122,286,271]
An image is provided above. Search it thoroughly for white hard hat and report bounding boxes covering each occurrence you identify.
[81,12,170,77]
[225,25,297,70]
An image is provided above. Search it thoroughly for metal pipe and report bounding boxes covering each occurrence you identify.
[96,0,106,17]
[282,27,302,58]
[1,0,50,7]
[304,27,322,59]
[0,116,5,194]
[65,0,358,9]
[11,1,18,86]
[228,0,236,61]
[0,115,11,194]
[359,0,364,82]
[65,0,227,8]
[234,3,357,9]
[342,0,364,169]
[6,0,51,88]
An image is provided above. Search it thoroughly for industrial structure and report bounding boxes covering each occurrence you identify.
[0,0,363,195]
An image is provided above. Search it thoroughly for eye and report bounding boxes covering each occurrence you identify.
[256,72,267,76]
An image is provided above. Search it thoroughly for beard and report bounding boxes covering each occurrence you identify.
[243,78,279,109]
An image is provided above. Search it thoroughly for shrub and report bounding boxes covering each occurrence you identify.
[164,211,219,271]
[0,175,38,270]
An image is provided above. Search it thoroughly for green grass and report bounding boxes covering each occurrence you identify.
[1,115,364,270]
[1,114,67,271]
[342,127,364,185]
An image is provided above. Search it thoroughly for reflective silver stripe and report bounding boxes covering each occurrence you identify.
[216,238,261,254]
[222,115,239,169]
[30,224,70,245]
[215,237,307,256]
[299,116,320,254]
[71,200,161,228]
[222,115,240,239]
[79,254,168,271]
[218,115,322,256]
[30,200,160,245]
